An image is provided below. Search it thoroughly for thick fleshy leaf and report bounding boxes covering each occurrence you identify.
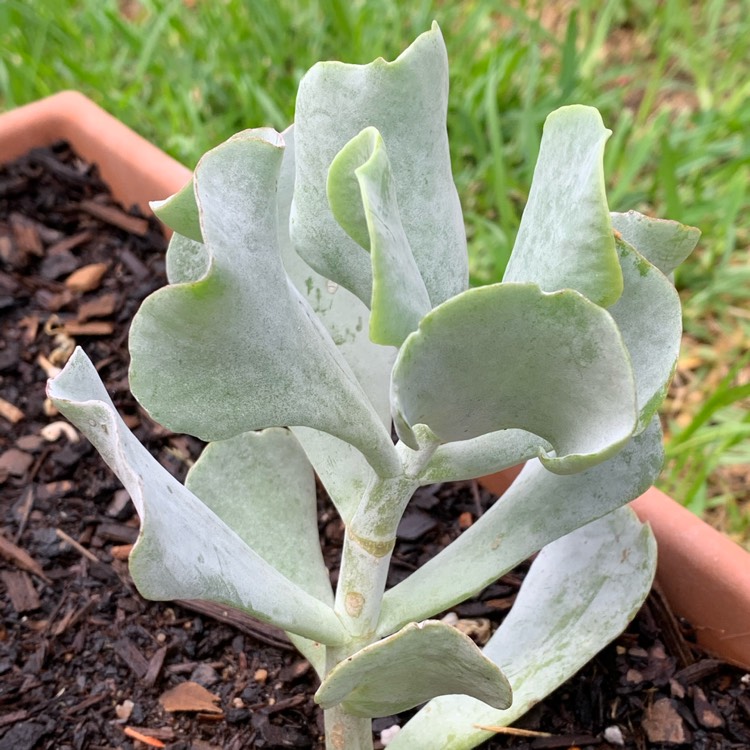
[419,429,550,484]
[277,126,395,428]
[391,283,637,474]
[275,125,391,517]
[611,210,700,276]
[165,231,209,284]
[328,127,431,346]
[503,106,622,308]
[290,428,374,525]
[150,178,202,242]
[128,129,399,477]
[47,349,348,647]
[185,428,332,605]
[291,22,468,307]
[315,621,511,718]
[378,417,662,636]
[387,507,656,749]
[608,238,683,432]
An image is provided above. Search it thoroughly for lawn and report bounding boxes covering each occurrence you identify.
[1,0,748,544]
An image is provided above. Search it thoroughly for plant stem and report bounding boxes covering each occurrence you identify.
[323,433,439,748]
[324,701,374,750]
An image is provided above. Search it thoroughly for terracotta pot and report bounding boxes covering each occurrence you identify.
[4,92,749,671]
[0,91,190,212]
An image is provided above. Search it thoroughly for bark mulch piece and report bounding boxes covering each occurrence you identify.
[2,142,749,750]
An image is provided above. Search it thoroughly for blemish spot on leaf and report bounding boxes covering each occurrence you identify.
[345,591,365,617]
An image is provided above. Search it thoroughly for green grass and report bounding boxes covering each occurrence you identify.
[1,0,748,544]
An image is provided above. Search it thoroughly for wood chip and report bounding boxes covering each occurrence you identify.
[0,396,24,423]
[46,229,93,255]
[60,320,114,336]
[143,645,168,688]
[115,637,150,680]
[159,681,223,714]
[692,685,725,728]
[79,199,149,236]
[0,448,33,476]
[110,544,134,560]
[10,212,44,255]
[642,697,691,744]
[123,727,166,748]
[0,570,40,612]
[0,529,50,582]
[64,262,108,292]
[77,292,118,321]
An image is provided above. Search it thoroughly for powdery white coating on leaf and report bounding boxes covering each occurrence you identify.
[46,349,348,646]
[419,429,551,484]
[291,22,468,307]
[391,283,637,474]
[185,428,333,605]
[275,125,394,518]
[611,210,700,277]
[315,620,511,717]
[378,417,662,636]
[128,130,399,477]
[386,507,656,749]
[504,106,622,308]
[608,238,683,433]
[328,127,431,346]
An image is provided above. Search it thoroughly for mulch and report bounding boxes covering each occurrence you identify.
[1,142,748,750]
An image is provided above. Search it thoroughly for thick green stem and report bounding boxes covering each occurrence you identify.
[324,703,373,750]
[322,432,439,749]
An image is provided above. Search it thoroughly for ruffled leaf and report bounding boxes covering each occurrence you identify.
[611,210,700,276]
[387,507,656,749]
[391,283,637,474]
[608,238,683,432]
[378,417,662,636]
[503,106,622,308]
[128,129,399,477]
[47,349,348,647]
[291,22,467,307]
[328,127,431,346]
[315,620,511,718]
[185,428,332,605]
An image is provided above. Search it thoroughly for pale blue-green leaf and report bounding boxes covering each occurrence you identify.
[609,238,682,432]
[291,428,374,525]
[291,22,468,307]
[611,210,700,276]
[378,417,662,636]
[315,621,511,718]
[47,349,348,647]
[329,127,431,346]
[165,231,209,284]
[150,178,202,242]
[275,125,391,514]
[288,634,327,679]
[277,125,395,428]
[128,130,399,477]
[503,106,622,308]
[391,283,637,473]
[185,428,333,676]
[185,428,332,605]
[387,507,656,749]
[419,429,550,484]
[326,126,373,251]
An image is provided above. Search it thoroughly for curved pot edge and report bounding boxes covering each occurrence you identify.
[0,91,191,212]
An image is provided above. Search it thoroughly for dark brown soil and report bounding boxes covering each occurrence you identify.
[1,142,748,750]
